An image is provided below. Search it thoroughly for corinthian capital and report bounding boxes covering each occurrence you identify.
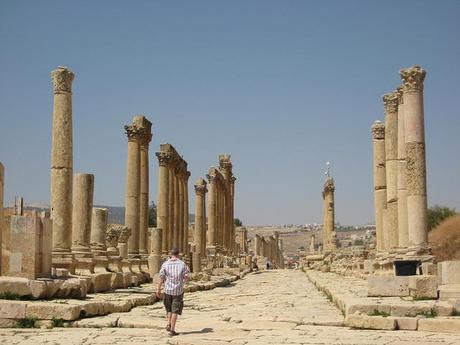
[156,151,172,167]
[194,178,208,194]
[371,121,385,140]
[396,85,404,105]
[124,124,142,141]
[400,65,426,93]
[51,66,75,94]
[323,177,335,194]
[382,92,399,114]
[117,226,132,244]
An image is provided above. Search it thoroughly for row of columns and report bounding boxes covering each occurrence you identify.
[253,233,284,268]
[155,144,190,259]
[124,116,152,257]
[372,65,428,251]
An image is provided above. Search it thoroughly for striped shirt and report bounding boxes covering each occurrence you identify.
[159,258,190,296]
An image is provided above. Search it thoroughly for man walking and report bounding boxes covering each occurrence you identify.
[156,247,190,336]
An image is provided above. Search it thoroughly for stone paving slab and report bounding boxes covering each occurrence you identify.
[1,270,460,344]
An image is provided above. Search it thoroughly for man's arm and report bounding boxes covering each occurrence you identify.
[156,266,166,298]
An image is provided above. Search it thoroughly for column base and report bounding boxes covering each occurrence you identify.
[52,252,76,275]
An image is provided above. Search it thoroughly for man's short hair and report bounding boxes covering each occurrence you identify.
[170,247,179,256]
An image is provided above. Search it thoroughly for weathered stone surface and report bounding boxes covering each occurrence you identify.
[0,277,31,296]
[390,304,431,317]
[368,276,410,297]
[26,302,82,320]
[440,261,460,285]
[345,314,396,330]
[418,318,460,333]
[409,275,438,299]
[394,316,418,330]
[0,301,27,319]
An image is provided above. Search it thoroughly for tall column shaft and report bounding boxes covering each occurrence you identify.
[148,228,162,275]
[396,87,409,247]
[401,66,428,247]
[71,173,94,253]
[173,173,181,249]
[201,188,207,257]
[124,125,141,255]
[50,66,75,253]
[183,173,190,255]
[166,166,175,253]
[207,176,217,246]
[156,152,170,256]
[178,175,184,253]
[194,179,207,258]
[139,143,149,254]
[383,92,399,248]
[372,121,387,251]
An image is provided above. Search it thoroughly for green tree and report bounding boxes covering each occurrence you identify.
[428,205,456,231]
[148,202,157,227]
[234,218,243,227]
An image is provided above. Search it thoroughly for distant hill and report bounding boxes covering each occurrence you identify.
[16,205,194,225]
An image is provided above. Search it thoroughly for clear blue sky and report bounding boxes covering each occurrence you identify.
[1,1,459,226]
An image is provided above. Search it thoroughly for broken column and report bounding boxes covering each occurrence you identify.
[371,121,387,251]
[124,123,141,256]
[91,207,109,272]
[50,66,75,271]
[383,91,399,249]
[400,65,428,248]
[71,173,95,273]
[194,178,207,272]
[309,234,315,253]
[148,227,162,276]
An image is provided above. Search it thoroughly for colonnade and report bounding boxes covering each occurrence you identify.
[372,65,428,252]
[253,232,284,268]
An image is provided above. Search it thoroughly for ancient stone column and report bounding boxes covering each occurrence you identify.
[322,178,335,251]
[71,173,94,253]
[400,66,428,247]
[135,116,152,255]
[396,87,409,247]
[50,66,75,254]
[183,171,190,255]
[207,173,217,248]
[0,162,3,274]
[173,170,181,249]
[309,234,315,253]
[383,92,399,249]
[124,124,141,256]
[194,178,207,264]
[371,121,387,251]
[156,151,171,255]
[117,226,132,259]
[178,171,185,254]
[91,207,108,255]
[167,161,176,253]
[148,227,162,276]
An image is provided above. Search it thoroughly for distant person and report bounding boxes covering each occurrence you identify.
[156,248,190,336]
[252,258,258,271]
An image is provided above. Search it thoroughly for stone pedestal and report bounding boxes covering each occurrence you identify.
[50,66,75,271]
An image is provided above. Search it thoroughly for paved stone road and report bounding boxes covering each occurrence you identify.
[2,270,460,344]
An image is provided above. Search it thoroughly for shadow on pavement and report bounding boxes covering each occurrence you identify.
[179,328,214,335]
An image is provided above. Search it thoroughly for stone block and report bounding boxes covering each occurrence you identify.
[344,300,391,316]
[29,280,47,299]
[0,318,17,328]
[26,302,81,320]
[0,301,27,319]
[90,272,113,293]
[363,260,375,274]
[390,303,431,317]
[433,301,455,316]
[408,275,438,299]
[421,262,437,276]
[394,317,418,330]
[439,284,460,300]
[418,318,460,333]
[0,276,31,296]
[440,261,460,285]
[367,275,410,297]
[345,314,396,330]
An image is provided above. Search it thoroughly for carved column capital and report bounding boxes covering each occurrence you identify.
[124,124,142,142]
[139,129,152,147]
[117,226,132,244]
[400,65,426,93]
[371,121,385,140]
[51,66,75,94]
[323,178,335,194]
[382,92,399,114]
[156,151,172,167]
[194,178,208,195]
[396,85,404,105]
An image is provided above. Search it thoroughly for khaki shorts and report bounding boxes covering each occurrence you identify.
[164,293,184,315]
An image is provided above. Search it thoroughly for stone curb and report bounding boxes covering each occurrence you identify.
[305,270,460,333]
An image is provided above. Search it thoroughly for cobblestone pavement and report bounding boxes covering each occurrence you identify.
[2,270,460,344]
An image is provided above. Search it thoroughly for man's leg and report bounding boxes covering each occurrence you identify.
[170,313,178,331]
[166,312,171,327]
